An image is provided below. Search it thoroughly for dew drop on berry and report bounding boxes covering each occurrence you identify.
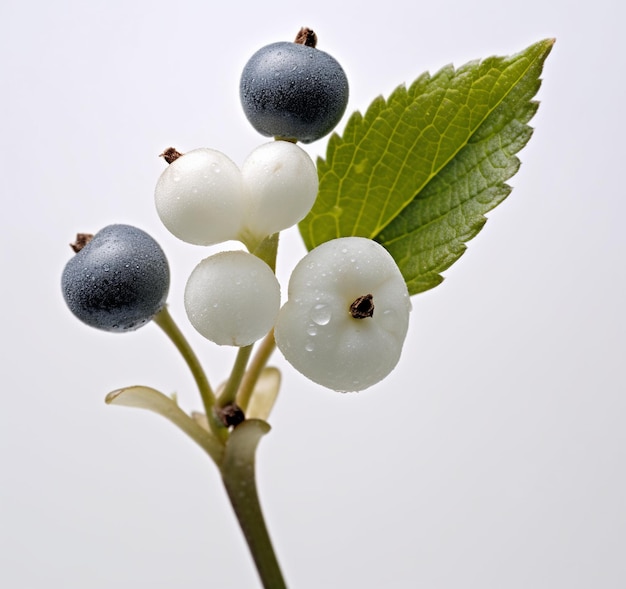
[310,303,332,326]
[380,308,399,331]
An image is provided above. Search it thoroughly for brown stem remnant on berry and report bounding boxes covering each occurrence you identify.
[294,27,317,48]
[70,233,94,253]
[159,147,183,164]
[217,403,246,428]
[350,294,374,319]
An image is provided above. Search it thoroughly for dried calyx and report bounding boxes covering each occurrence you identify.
[350,294,374,319]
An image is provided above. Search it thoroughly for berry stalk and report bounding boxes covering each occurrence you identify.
[152,306,225,441]
[237,329,277,412]
[218,344,254,408]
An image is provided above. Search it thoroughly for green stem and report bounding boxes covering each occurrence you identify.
[153,306,224,441]
[237,329,277,412]
[252,233,279,271]
[219,344,254,408]
[218,233,279,411]
[221,420,287,589]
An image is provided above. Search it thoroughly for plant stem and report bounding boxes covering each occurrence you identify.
[252,233,279,271]
[219,344,253,408]
[237,329,277,412]
[153,306,224,441]
[221,420,287,589]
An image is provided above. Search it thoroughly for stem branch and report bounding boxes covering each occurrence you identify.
[237,329,276,412]
[153,306,224,440]
[219,344,254,408]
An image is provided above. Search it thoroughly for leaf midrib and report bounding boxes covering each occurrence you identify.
[365,52,540,241]
[379,141,507,248]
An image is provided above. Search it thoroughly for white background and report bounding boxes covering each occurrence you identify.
[2,1,624,587]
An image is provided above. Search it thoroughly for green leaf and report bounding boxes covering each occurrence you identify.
[299,39,554,295]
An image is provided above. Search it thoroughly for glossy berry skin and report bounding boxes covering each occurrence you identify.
[275,237,410,392]
[240,140,319,241]
[184,251,280,346]
[62,224,170,332]
[155,148,244,246]
[240,41,349,143]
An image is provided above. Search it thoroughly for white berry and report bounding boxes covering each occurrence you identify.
[155,148,244,246]
[239,141,318,241]
[274,237,410,392]
[184,251,280,346]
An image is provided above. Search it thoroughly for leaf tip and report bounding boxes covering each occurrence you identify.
[105,388,124,405]
[535,37,556,60]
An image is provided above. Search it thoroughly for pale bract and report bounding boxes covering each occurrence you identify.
[239,141,318,241]
[275,237,411,392]
[184,251,280,346]
[155,148,244,246]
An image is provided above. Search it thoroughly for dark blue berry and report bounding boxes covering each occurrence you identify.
[61,224,170,332]
[240,41,349,144]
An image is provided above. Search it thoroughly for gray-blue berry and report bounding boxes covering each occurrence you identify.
[61,224,170,332]
[240,38,349,144]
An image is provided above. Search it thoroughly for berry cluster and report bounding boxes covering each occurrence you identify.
[154,141,318,247]
[61,29,411,392]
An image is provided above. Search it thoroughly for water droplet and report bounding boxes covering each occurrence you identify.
[103,264,110,272]
[341,248,348,254]
[380,309,399,330]
[310,303,332,326]
[305,342,315,352]
[307,325,318,336]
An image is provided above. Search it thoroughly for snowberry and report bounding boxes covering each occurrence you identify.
[240,31,349,143]
[155,148,244,246]
[184,251,280,346]
[274,237,410,392]
[61,224,170,332]
[239,141,319,241]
